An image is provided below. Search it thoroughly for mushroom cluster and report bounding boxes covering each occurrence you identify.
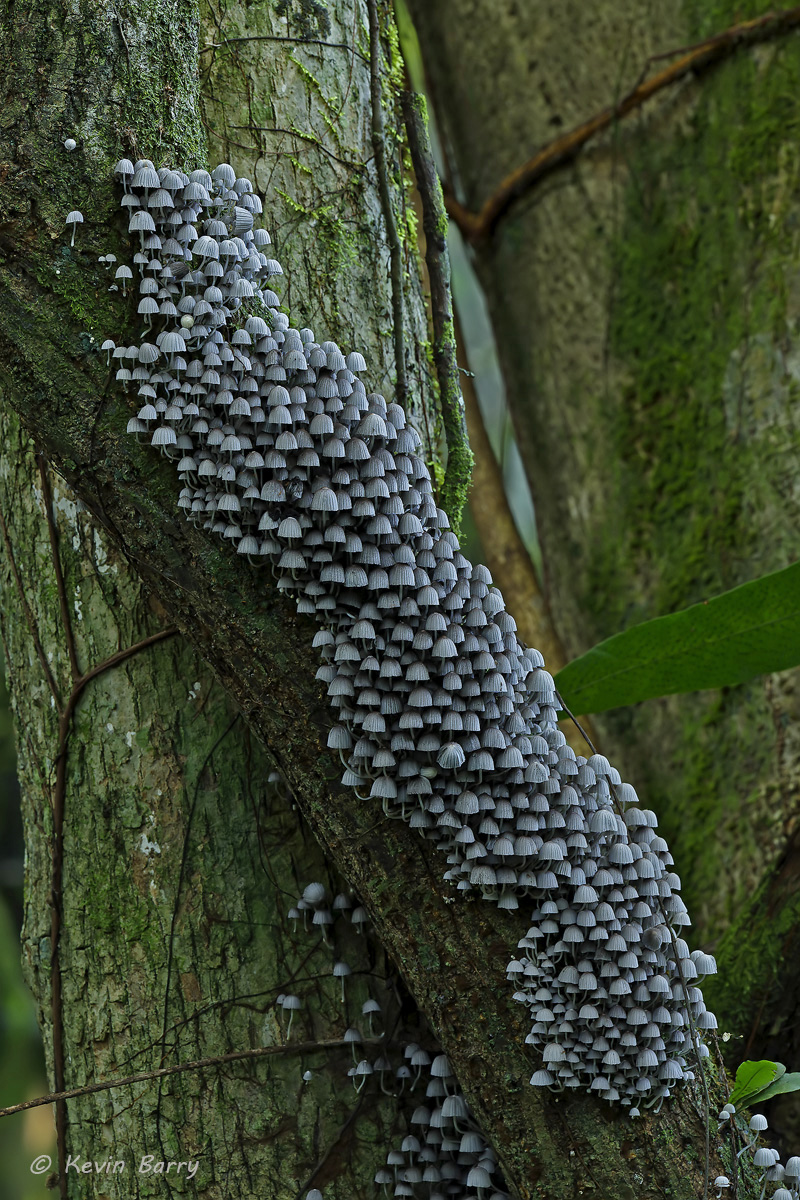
[287,879,511,1200]
[717,1104,800,1200]
[112,158,716,1110]
[375,1053,507,1200]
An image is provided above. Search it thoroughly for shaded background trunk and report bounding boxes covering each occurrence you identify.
[408,0,800,1148]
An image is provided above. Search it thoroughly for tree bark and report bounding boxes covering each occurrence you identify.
[0,0,741,1197]
[0,408,413,1197]
[408,0,800,1142]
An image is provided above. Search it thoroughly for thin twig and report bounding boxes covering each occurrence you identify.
[367,0,407,405]
[37,457,72,1200]
[5,457,178,1197]
[294,1091,366,1200]
[200,34,369,66]
[68,628,178,710]
[401,90,474,536]
[38,456,80,683]
[446,5,800,243]
[0,1038,362,1120]
[156,710,239,1154]
[225,124,368,171]
[0,507,60,706]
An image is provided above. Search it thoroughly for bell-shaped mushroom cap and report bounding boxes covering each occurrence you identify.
[65,210,83,225]
[301,881,326,906]
[129,210,156,232]
[132,163,160,189]
[160,331,187,354]
[437,742,466,771]
[212,162,236,187]
[690,950,717,976]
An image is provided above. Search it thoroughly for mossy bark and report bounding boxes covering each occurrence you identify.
[0,0,435,1196]
[0,0,750,1196]
[408,0,800,1135]
[0,409,408,1198]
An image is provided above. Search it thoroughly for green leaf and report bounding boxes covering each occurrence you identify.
[745,1072,800,1105]
[553,562,800,715]
[729,1060,786,1108]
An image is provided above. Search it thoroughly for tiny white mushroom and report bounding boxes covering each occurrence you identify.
[65,210,83,247]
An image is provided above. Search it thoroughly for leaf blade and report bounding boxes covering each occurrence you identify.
[554,562,800,714]
[745,1072,800,1106]
[729,1059,786,1108]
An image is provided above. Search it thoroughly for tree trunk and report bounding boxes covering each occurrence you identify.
[0,0,438,1194]
[0,0,745,1197]
[408,0,800,1135]
[0,408,410,1196]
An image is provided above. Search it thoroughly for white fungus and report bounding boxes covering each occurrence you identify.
[113,158,718,1116]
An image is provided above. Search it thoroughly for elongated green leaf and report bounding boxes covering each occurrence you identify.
[729,1059,786,1108]
[745,1072,800,1106]
[554,562,800,715]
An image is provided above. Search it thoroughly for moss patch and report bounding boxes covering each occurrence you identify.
[595,6,800,1038]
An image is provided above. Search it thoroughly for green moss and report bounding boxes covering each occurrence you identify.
[274,0,331,41]
[705,872,800,1037]
[630,685,774,944]
[593,9,800,1042]
[592,30,800,638]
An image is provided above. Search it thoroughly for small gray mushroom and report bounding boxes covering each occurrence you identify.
[65,210,83,247]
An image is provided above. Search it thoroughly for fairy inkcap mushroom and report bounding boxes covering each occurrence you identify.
[65,210,83,247]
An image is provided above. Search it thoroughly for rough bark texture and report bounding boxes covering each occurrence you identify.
[408,0,800,1146]
[0,0,748,1197]
[199,0,434,436]
[0,0,440,1196]
[0,410,408,1198]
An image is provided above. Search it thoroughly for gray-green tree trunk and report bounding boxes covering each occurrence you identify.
[408,0,800,1138]
[0,0,746,1197]
[1,1,435,1195]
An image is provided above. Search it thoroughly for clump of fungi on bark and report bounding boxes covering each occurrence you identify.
[98,157,720,1118]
